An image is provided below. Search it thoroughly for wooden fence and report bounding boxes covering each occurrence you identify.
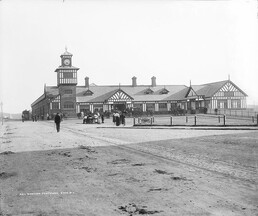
[208,108,258,118]
[134,114,258,127]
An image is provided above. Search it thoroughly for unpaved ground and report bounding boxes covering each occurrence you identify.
[0,120,257,216]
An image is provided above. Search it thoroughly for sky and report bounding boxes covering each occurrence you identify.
[0,0,257,114]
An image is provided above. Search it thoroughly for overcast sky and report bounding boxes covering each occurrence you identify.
[0,0,257,114]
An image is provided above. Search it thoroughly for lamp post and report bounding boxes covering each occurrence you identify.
[0,102,3,125]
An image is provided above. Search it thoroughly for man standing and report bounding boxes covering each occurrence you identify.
[101,113,104,123]
[54,113,61,132]
[121,112,125,126]
[115,112,120,126]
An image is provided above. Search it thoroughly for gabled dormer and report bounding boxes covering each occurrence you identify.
[83,89,94,96]
[144,88,154,95]
[185,86,199,99]
[160,87,169,94]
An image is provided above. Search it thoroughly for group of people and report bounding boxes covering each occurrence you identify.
[113,111,126,126]
[53,110,126,133]
[32,114,38,122]
[82,112,104,124]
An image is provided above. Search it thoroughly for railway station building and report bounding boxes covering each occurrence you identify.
[31,50,248,119]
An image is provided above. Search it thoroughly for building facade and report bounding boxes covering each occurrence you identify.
[31,50,248,119]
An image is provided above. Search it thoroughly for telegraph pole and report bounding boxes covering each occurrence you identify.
[0,102,3,125]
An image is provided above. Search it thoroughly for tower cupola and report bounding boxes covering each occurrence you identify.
[60,46,73,67]
[54,48,79,86]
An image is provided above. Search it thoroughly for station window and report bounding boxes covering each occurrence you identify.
[224,91,234,97]
[146,103,155,111]
[231,100,241,109]
[63,72,73,79]
[64,89,72,94]
[64,102,74,109]
[52,102,59,110]
[218,100,227,109]
[159,103,167,109]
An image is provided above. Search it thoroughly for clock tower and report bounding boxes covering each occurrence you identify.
[54,48,79,117]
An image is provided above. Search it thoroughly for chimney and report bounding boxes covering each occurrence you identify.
[85,77,89,88]
[132,76,137,87]
[151,76,156,87]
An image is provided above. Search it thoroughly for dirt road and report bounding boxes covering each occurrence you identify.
[0,120,257,215]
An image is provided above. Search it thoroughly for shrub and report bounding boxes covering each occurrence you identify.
[204,107,207,114]
[190,109,196,114]
[215,108,218,115]
[132,108,143,117]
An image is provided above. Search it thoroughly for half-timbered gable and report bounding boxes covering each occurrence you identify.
[213,81,247,98]
[106,89,134,103]
[212,81,247,109]
[193,80,247,110]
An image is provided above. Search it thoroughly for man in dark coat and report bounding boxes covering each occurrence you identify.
[115,112,120,126]
[54,113,61,132]
[121,112,125,126]
[101,113,104,123]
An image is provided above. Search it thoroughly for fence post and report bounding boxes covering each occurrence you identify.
[151,117,153,125]
[152,116,155,123]
[170,116,173,126]
[252,116,254,123]
[223,114,226,126]
[133,117,136,125]
[186,116,188,123]
[194,115,197,126]
[218,116,220,123]
[257,114,258,126]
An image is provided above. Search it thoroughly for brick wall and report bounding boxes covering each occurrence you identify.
[59,85,77,118]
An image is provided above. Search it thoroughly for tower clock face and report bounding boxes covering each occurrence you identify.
[63,59,70,66]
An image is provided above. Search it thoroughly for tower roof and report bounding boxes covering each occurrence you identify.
[60,47,73,56]
[61,51,73,56]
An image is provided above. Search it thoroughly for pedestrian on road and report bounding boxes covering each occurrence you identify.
[101,113,104,123]
[112,112,116,125]
[121,112,125,126]
[115,112,120,126]
[54,113,61,132]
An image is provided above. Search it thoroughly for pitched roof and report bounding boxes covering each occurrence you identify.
[76,85,187,103]
[192,80,248,98]
[31,94,45,107]
[61,51,73,56]
[45,86,59,98]
[54,66,79,72]
[192,80,228,97]
[164,87,189,101]
[31,79,247,107]
[31,86,59,107]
